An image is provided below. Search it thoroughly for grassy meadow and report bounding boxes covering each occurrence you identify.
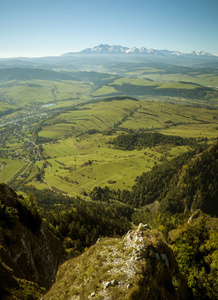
[34,134,190,196]
[140,73,218,87]
[102,64,218,89]
[28,98,218,197]
[0,80,91,108]
[1,64,218,197]
[0,159,27,183]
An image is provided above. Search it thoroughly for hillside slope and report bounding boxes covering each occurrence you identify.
[124,142,218,216]
[44,224,190,300]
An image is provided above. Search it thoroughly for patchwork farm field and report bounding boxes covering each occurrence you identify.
[24,98,218,197]
[38,99,139,139]
[90,76,218,107]
[1,63,218,198]
[38,99,218,139]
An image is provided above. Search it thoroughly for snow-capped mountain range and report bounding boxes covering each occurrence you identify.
[63,44,217,57]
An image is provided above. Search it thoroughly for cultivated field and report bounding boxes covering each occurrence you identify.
[27,98,218,197]
[1,63,218,197]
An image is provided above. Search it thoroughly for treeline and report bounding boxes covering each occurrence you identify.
[111,131,198,150]
[16,185,77,211]
[111,83,218,100]
[102,96,138,102]
[45,201,133,256]
[89,185,120,203]
[15,185,133,255]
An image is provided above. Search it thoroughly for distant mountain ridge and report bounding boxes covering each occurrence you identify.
[63,44,218,57]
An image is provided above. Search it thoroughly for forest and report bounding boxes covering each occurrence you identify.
[111,83,218,100]
[111,131,199,150]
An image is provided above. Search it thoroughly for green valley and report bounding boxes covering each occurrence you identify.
[0,62,218,198]
[0,52,218,300]
[1,97,217,197]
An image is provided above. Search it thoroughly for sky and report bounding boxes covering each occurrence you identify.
[0,0,218,58]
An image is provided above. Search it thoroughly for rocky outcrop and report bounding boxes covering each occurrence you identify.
[45,224,190,300]
[0,221,66,289]
[0,184,66,291]
[0,259,45,300]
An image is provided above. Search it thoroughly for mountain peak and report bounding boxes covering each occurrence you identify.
[190,50,213,56]
[81,44,129,54]
[62,44,217,57]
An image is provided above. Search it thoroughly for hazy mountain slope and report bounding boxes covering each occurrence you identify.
[0,68,80,83]
[1,44,218,69]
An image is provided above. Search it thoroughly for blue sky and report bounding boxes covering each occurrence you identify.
[0,0,218,57]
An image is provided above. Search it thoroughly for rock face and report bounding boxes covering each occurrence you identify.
[45,224,190,300]
[0,184,66,290]
[0,221,66,289]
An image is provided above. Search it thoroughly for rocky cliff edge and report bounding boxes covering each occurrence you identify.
[45,224,190,300]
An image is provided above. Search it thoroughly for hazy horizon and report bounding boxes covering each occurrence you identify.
[1,0,218,58]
